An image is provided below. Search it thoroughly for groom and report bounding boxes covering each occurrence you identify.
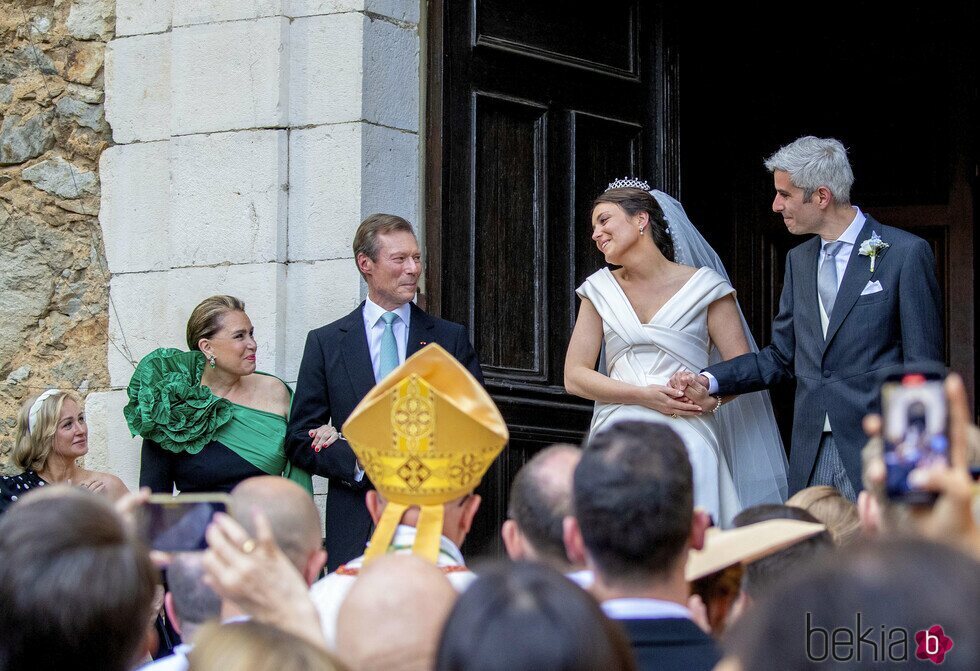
[673,136,943,500]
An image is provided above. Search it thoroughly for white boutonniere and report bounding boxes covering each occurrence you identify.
[858,231,889,272]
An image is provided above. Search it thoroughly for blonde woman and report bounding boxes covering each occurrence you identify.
[188,620,346,671]
[786,485,861,546]
[1,389,128,515]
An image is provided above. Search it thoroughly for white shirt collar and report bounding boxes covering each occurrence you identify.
[352,524,465,568]
[565,569,595,589]
[601,597,692,621]
[363,297,412,328]
[823,207,866,248]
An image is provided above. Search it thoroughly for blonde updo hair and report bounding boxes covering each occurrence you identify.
[188,620,346,671]
[185,295,246,351]
[13,390,84,472]
[786,485,861,546]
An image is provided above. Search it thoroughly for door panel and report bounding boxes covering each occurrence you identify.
[426,0,659,558]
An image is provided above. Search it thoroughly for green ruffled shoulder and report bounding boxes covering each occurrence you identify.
[123,348,233,455]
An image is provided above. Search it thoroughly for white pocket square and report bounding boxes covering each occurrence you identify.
[861,280,883,296]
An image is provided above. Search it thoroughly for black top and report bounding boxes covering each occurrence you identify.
[286,302,484,571]
[139,438,265,494]
[618,617,721,671]
[0,470,48,516]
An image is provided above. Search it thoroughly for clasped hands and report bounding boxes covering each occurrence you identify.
[646,370,717,417]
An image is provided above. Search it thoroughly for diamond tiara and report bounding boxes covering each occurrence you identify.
[606,177,651,192]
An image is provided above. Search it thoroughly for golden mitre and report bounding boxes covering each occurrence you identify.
[342,343,508,565]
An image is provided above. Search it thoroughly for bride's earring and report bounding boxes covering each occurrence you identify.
[639,226,646,235]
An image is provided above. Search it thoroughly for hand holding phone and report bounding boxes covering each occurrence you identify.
[136,493,231,553]
[881,372,949,504]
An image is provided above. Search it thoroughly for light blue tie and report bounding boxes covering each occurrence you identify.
[818,241,846,318]
[378,311,399,379]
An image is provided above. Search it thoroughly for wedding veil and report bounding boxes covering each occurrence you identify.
[651,189,788,509]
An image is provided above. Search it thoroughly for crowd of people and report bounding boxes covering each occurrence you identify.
[1,135,978,670]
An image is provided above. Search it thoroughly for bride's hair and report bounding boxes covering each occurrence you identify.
[592,188,674,262]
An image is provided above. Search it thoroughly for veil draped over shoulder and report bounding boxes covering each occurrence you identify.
[653,190,788,508]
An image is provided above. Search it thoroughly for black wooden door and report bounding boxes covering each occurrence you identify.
[424,0,673,557]
[425,1,976,558]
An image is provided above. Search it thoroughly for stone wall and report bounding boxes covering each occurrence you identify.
[0,0,114,472]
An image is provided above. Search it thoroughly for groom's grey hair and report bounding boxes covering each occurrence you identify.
[764,136,854,205]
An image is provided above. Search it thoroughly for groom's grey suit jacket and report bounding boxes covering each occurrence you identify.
[706,216,943,495]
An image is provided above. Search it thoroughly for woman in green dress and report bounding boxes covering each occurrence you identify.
[125,295,311,494]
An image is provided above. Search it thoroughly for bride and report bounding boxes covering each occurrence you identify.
[564,178,787,525]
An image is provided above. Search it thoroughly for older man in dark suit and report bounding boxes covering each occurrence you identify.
[674,136,943,500]
[286,214,482,570]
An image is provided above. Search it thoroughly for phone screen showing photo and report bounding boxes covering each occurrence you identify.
[138,498,228,552]
[882,376,949,502]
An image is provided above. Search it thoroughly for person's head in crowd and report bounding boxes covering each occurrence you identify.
[686,518,829,637]
[230,476,326,586]
[13,389,85,473]
[720,538,979,671]
[566,421,709,597]
[731,504,834,605]
[187,620,346,671]
[352,213,421,310]
[786,485,861,546]
[337,554,457,671]
[502,444,582,571]
[0,486,158,671]
[435,561,636,671]
[164,552,221,641]
[689,564,744,638]
[857,372,980,560]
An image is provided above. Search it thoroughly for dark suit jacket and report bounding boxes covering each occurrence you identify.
[286,301,483,570]
[707,216,943,494]
[618,618,720,671]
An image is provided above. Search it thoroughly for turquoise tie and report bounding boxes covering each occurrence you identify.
[378,311,399,379]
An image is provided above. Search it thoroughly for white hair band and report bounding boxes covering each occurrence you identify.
[28,389,60,434]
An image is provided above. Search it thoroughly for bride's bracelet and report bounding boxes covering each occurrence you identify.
[710,395,723,413]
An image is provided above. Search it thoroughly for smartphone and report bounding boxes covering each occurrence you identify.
[881,372,949,503]
[136,493,231,552]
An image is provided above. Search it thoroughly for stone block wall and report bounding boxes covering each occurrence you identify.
[0,0,115,471]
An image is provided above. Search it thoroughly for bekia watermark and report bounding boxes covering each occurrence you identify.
[806,613,954,664]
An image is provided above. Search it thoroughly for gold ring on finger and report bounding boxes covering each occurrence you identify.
[241,539,257,554]
[671,413,678,419]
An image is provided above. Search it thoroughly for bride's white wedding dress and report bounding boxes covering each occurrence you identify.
[577,266,744,525]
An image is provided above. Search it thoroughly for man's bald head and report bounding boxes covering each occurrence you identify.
[230,476,324,580]
[336,554,457,671]
[502,444,581,568]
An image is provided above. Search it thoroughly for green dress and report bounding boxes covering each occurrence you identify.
[124,348,312,494]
